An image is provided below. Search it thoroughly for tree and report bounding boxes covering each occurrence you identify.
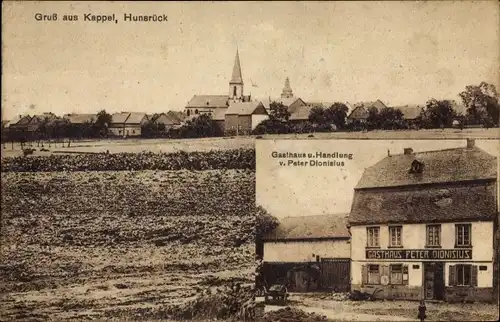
[378,107,405,130]
[324,103,349,129]
[308,106,328,125]
[459,82,499,127]
[95,110,112,137]
[269,101,290,122]
[179,113,220,138]
[308,102,349,131]
[255,205,279,261]
[366,106,381,130]
[421,99,456,129]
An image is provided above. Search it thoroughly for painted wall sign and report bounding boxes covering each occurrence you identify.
[365,249,472,260]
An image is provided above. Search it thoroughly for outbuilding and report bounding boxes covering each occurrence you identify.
[261,214,351,292]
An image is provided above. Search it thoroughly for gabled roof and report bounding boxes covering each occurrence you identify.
[230,50,243,84]
[63,113,96,124]
[392,105,424,120]
[154,113,176,125]
[290,105,315,121]
[348,100,387,119]
[263,214,350,241]
[186,95,229,109]
[126,112,148,124]
[212,108,227,121]
[5,114,32,127]
[355,145,497,190]
[111,112,130,124]
[349,182,497,225]
[167,110,187,122]
[347,106,369,120]
[226,101,267,116]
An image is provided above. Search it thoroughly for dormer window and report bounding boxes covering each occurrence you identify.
[409,160,424,174]
[206,101,210,106]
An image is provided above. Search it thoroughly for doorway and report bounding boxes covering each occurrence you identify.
[424,262,445,300]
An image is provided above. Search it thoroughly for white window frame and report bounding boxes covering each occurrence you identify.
[455,224,471,247]
[389,226,402,247]
[366,227,380,248]
[426,224,441,247]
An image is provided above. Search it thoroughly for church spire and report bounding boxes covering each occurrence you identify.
[281,77,294,99]
[230,49,243,84]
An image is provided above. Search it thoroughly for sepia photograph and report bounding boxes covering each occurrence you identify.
[255,139,499,321]
[1,1,499,321]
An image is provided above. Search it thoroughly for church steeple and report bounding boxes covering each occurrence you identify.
[281,77,293,99]
[229,49,244,102]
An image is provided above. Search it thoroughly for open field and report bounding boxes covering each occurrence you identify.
[259,293,500,321]
[1,128,498,158]
[1,170,255,321]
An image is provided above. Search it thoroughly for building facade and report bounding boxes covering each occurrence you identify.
[261,214,351,292]
[349,140,497,302]
[109,112,148,137]
[224,101,268,135]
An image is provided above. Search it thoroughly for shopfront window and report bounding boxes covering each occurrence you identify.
[368,264,380,284]
[456,264,472,286]
[455,224,471,247]
[390,264,403,284]
[389,226,402,247]
[367,227,380,247]
[426,225,441,247]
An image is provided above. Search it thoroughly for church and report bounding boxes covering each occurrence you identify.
[184,50,252,118]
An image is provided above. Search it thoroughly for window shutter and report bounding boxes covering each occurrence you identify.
[449,265,456,286]
[362,265,368,286]
[403,265,409,285]
[471,265,478,287]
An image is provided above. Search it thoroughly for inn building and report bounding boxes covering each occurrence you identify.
[348,139,497,302]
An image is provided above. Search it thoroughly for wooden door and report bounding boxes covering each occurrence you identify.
[424,262,435,300]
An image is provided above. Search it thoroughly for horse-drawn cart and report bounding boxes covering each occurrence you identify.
[264,284,289,306]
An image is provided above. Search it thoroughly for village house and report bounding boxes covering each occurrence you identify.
[63,113,96,125]
[261,214,351,292]
[184,50,251,118]
[4,114,32,131]
[27,112,58,133]
[392,104,424,129]
[108,112,148,137]
[224,101,268,136]
[348,139,497,302]
[347,100,387,124]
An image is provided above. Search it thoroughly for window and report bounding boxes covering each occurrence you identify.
[368,264,380,284]
[389,226,402,247]
[456,264,472,286]
[187,110,191,116]
[455,224,471,247]
[390,264,403,284]
[233,86,237,97]
[367,227,380,247]
[195,109,199,115]
[132,130,135,134]
[426,225,441,247]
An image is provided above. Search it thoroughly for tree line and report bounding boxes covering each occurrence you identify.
[253,82,499,134]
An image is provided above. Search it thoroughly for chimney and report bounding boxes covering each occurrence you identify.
[466,138,475,149]
[404,148,414,155]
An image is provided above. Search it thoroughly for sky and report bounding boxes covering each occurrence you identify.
[2,1,499,120]
[256,139,499,219]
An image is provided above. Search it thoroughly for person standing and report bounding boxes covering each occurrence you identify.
[418,300,427,321]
